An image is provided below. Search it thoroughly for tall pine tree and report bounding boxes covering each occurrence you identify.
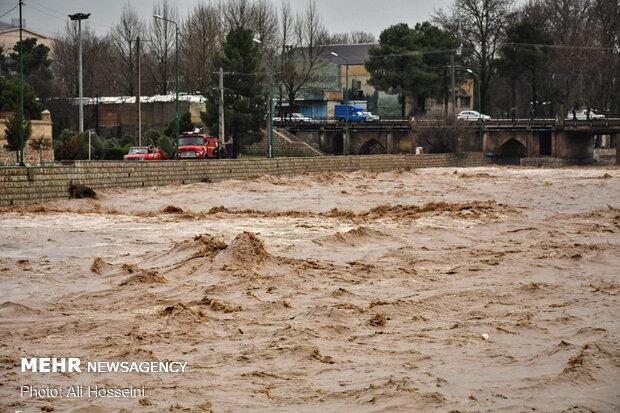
[201,27,265,154]
[365,22,458,116]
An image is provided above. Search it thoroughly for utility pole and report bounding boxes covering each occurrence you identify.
[345,60,349,156]
[69,13,90,134]
[219,67,225,148]
[253,37,274,158]
[450,54,456,120]
[136,36,141,145]
[153,14,179,158]
[330,52,349,156]
[18,0,24,166]
[269,48,274,159]
[174,25,179,155]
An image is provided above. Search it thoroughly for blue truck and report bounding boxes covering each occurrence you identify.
[334,104,371,122]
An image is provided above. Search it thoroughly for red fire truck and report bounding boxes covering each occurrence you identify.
[178,131,226,159]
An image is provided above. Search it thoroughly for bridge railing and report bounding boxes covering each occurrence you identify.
[273,117,411,128]
[273,117,620,131]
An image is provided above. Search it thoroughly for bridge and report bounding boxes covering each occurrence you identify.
[275,118,620,165]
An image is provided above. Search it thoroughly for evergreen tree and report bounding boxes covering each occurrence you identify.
[201,27,265,152]
[157,135,174,158]
[164,112,194,137]
[365,22,459,115]
[0,78,45,119]
[7,38,53,100]
[8,38,51,76]
[3,112,32,163]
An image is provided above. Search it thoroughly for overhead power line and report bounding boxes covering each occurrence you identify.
[503,42,617,52]
[0,3,18,19]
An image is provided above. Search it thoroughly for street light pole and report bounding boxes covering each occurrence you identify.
[18,0,24,166]
[269,48,274,158]
[330,52,349,156]
[154,14,179,159]
[175,25,179,157]
[450,54,456,120]
[69,12,90,135]
[467,69,483,145]
[345,59,349,156]
[253,38,274,158]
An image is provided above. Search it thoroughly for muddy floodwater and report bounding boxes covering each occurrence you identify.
[1,166,619,412]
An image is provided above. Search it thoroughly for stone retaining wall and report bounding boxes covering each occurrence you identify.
[593,148,617,165]
[0,153,491,207]
[520,156,592,167]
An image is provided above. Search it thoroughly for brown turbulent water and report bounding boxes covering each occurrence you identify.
[0,166,619,412]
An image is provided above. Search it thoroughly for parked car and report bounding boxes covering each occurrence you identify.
[273,113,312,122]
[566,108,606,120]
[361,111,380,121]
[124,146,167,161]
[457,110,491,121]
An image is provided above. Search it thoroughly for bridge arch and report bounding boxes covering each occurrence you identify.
[497,138,527,164]
[358,138,386,155]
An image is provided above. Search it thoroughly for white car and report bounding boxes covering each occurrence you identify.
[361,111,380,121]
[567,109,605,120]
[457,110,491,121]
[273,113,312,122]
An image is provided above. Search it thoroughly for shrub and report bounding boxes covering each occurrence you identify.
[104,146,125,160]
[104,137,120,149]
[157,135,175,158]
[143,129,161,143]
[57,129,74,142]
[53,140,64,161]
[120,135,136,147]
[141,136,155,147]
[90,133,105,160]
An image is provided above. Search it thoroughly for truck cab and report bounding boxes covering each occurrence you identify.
[178,132,220,159]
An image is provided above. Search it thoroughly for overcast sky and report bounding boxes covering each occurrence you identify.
[3,0,457,39]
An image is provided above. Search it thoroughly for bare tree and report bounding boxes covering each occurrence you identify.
[326,32,350,44]
[28,136,52,164]
[350,31,376,44]
[277,0,328,109]
[326,31,376,44]
[271,1,294,116]
[223,0,256,30]
[253,0,279,48]
[181,1,223,94]
[222,0,278,47]
[148,0,178,94]
[434,0,515,112]
[110,3,145,96]
[51,22,85,98]
[543,0,591,44]
[521,0,618,112]
[588,0,620,113]
[52,21,117,98]
[277,1,294,56]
